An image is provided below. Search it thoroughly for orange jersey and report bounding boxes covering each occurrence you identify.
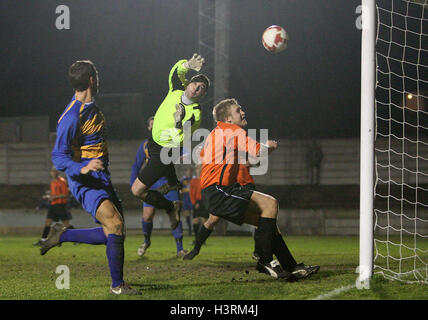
[189,177,202,205]
[200,121,260,189]
[237,164,255,185]
[50,176,69,205]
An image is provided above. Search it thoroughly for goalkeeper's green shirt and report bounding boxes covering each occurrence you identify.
[152,59,201,148]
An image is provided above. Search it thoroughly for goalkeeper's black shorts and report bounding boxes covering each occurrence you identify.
[137,136,180,188]
[201,183,254,226]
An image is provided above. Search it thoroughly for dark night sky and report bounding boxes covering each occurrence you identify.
[0,0,363,139]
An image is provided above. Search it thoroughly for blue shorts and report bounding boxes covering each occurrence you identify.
[182,193,193,211]
[67,170,122,224]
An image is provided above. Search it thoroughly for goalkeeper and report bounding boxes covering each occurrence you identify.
[131,54,210,229]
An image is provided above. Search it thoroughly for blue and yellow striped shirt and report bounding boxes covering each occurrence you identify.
[52,96,108,179]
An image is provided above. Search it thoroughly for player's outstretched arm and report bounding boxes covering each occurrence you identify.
[168,53,205,92]
[182,53,205,72]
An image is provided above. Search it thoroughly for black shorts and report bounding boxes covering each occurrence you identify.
[201,183,254,226]
[47,204,70,222]
[137,136,180,188]
[193,200,209,219]
[242,183,256,192]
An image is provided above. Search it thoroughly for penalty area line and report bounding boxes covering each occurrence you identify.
[310,284,355,300]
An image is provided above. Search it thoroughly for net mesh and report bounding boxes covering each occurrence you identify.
[374,0,428,283]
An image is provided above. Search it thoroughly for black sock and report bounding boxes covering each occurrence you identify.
[186,216,192,235]
[193,223,200,238]
[254,217,276,264]
[273,232,297,272]
[253,229,257,254]
[41,226,51,239]
[194,225,212,252]
[144,190,174,212]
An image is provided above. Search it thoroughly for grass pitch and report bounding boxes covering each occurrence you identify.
[0,233,427,300]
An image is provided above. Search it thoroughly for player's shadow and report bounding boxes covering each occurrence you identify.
[127,256,182,265]
[209,260,258,271]
[125,283,174,291]
[126,277,275,292]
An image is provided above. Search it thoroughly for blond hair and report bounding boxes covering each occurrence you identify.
[212,98,238,122]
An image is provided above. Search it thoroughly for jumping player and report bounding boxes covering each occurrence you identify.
[131,117,187,258]
[43,60,139,295]
[131,54,210,230]
[198,98,319,280]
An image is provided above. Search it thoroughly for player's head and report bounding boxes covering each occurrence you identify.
[146,116,154,131]
[68,60,99,96]
[50,166,59,178]
[194,164,202,177]
[185,166,194,177]
[185,74,210,102]
[213,98,247,128]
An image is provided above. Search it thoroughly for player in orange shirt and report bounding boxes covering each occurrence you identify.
[186,98,319,280]
[33,167,74,246]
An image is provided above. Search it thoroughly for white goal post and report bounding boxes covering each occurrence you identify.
[357,0,376,290]
[358,0,428,288]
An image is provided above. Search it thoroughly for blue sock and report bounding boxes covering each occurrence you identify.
[59,227,107,245]
[172,221,183,252]
[142,219,153,244]
[106,234,124,288]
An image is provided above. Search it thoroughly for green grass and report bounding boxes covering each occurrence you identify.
[0,234,427,300]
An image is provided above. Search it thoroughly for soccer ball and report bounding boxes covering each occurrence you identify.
[262,25,288,53]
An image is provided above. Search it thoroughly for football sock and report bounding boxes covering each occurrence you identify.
[172,221,184,252]
[106,234,125,288]
[59,227,107,245]
[193,225,212,252]
[41,226,51,239]
[253,228,257,254]
[142,219,153,244]
[273,232,297,272]
[193,223,200,238]
[255,217,276,264]
[186,216,192,235]
[143,190,174,212]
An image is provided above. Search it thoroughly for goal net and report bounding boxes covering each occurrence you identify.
[374,0,428,283]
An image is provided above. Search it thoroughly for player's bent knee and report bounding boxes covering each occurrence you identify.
[205,215,220,229]
[104,220,124,236]
[131,179,148,199]
[259,197,279,219]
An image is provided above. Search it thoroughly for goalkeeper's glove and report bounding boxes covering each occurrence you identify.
[173,103,186,129]
[183,53,205,72]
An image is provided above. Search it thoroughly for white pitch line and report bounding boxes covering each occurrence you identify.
[310,284,355,300]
